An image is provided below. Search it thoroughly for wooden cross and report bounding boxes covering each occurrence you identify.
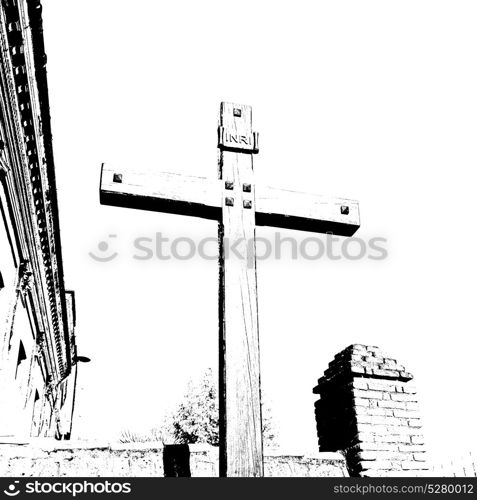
[99,102,360,477]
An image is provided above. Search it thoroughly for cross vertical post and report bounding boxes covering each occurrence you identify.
[218,103,263,477]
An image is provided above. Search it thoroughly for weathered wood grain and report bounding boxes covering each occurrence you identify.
[100,166,360,236]
[218,102,264,477]
[100,166,222,220]
[256,186,360,237]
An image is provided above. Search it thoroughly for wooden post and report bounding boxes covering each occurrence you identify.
[218,103,263,477]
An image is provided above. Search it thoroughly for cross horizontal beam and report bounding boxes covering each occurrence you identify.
[100,165,360,237]
[255,185,359,237]
[100,165,222,221]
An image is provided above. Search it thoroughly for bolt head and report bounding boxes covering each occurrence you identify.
[233,108,242,117]
[243,200,252,209]
[225,197,234,207]
[113,173,123,183]
[243,183,252,193]
[225,181,234,190]
[340,205,349,215]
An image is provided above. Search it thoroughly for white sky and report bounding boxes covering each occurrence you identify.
[42,0,477,461]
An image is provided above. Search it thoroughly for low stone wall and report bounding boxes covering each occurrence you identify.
[0,441,348,477]
[264,451,348,477]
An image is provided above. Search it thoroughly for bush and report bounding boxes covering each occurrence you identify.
[119,368,277,447]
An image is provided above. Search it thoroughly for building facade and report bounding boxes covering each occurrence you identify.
[0,0,76,439]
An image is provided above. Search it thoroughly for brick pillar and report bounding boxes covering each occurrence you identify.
[313,344,428,477]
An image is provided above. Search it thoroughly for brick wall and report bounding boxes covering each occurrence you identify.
[313,344,428,477]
